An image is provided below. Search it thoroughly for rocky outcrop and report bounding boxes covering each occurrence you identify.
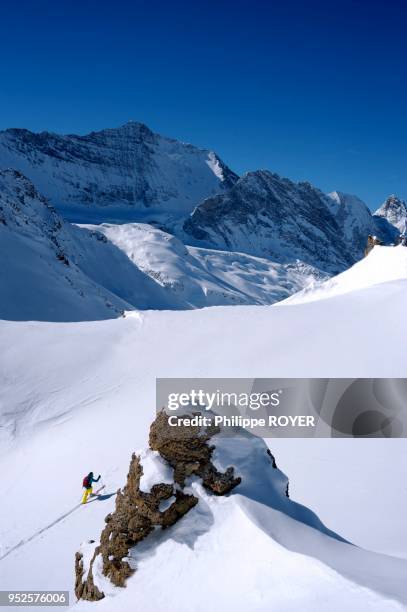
[149,411,241,494]
[75,411,241,601]
[75,550,104,602]
[364,234,383,257]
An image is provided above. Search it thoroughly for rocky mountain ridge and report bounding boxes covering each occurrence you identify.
[183,171,400,273]
[0,121,238,215]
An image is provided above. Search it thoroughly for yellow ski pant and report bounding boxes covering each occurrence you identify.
[81,487,93,504]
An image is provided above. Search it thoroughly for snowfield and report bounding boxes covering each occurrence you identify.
[84,221,327,307]
[1,245,407,611]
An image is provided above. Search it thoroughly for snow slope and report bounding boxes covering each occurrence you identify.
[284,245,407,304]
[77,429,407,612]
[1,245,407,610]
[270,437,407,560]
[0,122,238,216]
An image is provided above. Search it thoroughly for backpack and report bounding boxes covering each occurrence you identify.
[83,475,90,488]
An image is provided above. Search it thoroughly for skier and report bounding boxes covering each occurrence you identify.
[81,471,101,504]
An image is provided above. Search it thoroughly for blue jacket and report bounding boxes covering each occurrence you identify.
[84,473,100,488]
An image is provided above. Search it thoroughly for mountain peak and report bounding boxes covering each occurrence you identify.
[0,124,238,216]
[378,194,406,210]
[86,120,154,138]
[374,195,407,234]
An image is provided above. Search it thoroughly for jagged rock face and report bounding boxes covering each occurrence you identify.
[98,453,197,588]
[184,171,355,273]
[374,195,407,235]
[0,122,238,214]
[0,168,63,238]
[75,551,104,602]
[75,411,241,601]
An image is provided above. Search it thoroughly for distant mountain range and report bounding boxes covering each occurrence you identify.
[0,122,404,320]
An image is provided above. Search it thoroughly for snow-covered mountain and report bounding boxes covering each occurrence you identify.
[0,122,238,216]
[0,169,327,320]
[184,171,360,273]
[1,245,407,610]
[374,194,407,235]
[0,169,189,321]
[0,121,396,280]
[326,190,390,258]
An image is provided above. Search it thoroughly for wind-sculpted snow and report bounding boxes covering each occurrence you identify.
[184,171,360,273]
[0,122,238,215]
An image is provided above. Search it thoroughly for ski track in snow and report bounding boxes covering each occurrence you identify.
[0,489,113,562]
[0,504,83,562]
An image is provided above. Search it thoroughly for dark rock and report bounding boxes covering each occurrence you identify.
[149,411,241,494]
[75,411,241,600]
[364,234,383,257]
[75,551,104,602]
[266,448,278,469]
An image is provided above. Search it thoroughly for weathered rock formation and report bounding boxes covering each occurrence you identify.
[149,410,241,494]
[364,234,383,256]
[75,411,241,601]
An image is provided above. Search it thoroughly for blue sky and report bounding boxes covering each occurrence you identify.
[0,0,405,208]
